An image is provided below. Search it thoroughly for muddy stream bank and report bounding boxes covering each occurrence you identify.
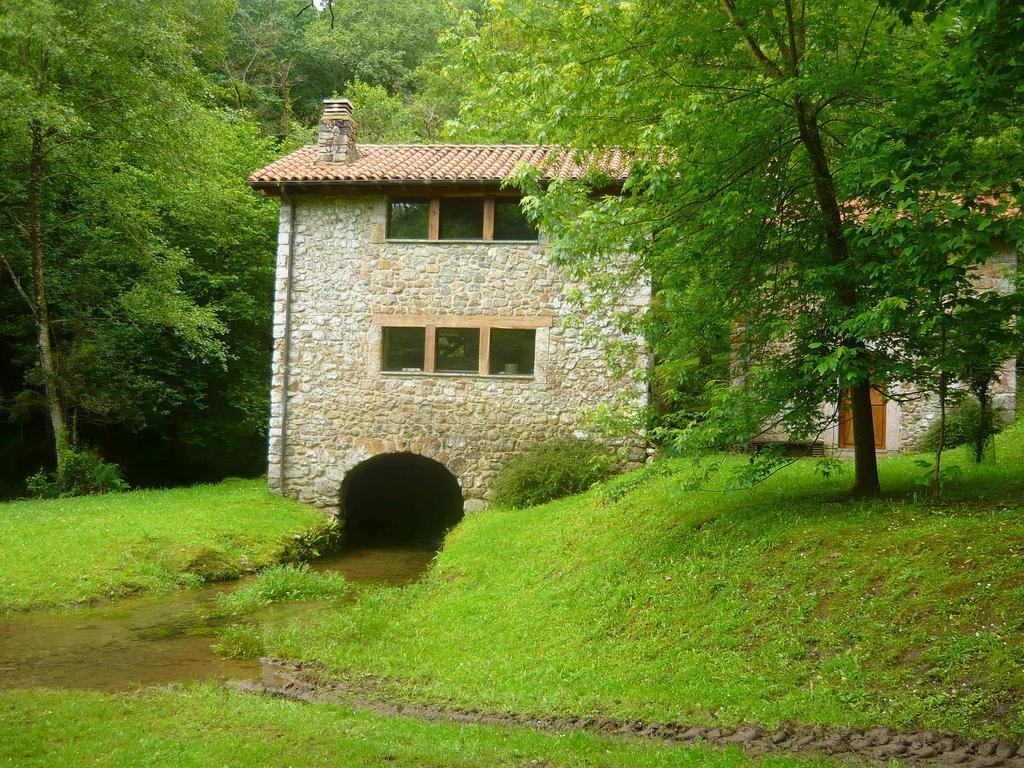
[0,545,434,692]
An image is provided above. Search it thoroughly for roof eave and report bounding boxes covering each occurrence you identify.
[246,177,626,196]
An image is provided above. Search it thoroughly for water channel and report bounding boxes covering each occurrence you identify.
[0,545,435,692]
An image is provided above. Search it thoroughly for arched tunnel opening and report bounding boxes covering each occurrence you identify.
[340,452,464,545]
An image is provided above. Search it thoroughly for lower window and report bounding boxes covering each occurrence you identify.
[381,327,425,371]
[489,328,536,375]
[379,323,539,376]
[435,328,480,373]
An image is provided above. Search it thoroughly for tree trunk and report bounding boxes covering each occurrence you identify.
[28,118,69,471]
[932,371,947,499]
[279,63,294,140]
[793,98,880,497]
[974,385,992,463]
[847,381,880,496]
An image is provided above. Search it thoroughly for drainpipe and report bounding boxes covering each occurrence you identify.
[276,187,297,492]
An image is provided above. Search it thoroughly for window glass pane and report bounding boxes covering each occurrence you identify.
[382,327,425,371]
[489,328,536,375]
[493,200,538,241]
[435,327,480,372]
[387,199,430,239]
[439,198,484,240]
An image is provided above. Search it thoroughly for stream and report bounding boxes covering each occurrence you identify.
[0,545,435,692]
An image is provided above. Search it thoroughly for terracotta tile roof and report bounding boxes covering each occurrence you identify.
[248,144,629,186]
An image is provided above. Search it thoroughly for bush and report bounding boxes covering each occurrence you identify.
[490,438,617,509]
[919,397,1007,460]
[25,446,128,498]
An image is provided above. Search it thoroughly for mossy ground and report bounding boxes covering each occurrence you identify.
[260,427,1024,738]
[0,478,326,611]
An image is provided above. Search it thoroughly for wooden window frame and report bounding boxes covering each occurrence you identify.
[385,194,538,243]
[376,316,550,377]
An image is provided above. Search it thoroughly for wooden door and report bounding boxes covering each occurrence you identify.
[839,387,886,449]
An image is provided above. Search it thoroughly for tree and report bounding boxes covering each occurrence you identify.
[455,0,1021,495]
[0,0,277,482]
[208,0,457,139]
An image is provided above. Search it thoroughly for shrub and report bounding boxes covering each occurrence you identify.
[217,563,348,615]
[490,438,617,509]
[25,445,128,498]
[919,398,1007,461]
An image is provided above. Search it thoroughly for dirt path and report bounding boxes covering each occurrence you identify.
[234,658,1024,768]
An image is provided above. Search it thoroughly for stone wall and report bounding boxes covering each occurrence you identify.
[269,193,648,514]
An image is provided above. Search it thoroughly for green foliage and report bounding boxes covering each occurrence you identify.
[490,438,616,509]
[216,563,348,615]
[0,0,284,494]
[919,398,1007,458]
[208,0,458,139]
[0,0,472,497]
[25,446,127,499]
[344,80,459,143]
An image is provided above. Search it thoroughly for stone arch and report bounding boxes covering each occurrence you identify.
[339,452,464,545]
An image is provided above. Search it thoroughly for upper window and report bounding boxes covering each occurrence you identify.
[493,200,538,241]
[440,198,484,240]
[385,196,538,242]
[387,199,430,240]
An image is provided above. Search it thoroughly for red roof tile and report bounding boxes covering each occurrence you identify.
[248,144,628,186]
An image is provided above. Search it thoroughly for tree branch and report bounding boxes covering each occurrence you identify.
[763,6,796,76]
[853,2,882,74]
[0,252,40,322]
[720,0,787,81]
[784,0,802,72]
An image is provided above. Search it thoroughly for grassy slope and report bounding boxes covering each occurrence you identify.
[0,478,325,611]
[265,429,1024,738]
[0,685,838,768]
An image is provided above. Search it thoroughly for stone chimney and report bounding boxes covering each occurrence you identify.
[317,98,358,164]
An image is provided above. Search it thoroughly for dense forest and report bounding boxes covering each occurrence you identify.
[2,0,1021,498]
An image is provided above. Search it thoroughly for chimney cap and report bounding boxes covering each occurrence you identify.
[323,98,354,119]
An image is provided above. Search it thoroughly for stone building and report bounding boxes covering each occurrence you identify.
[248,99,647,539]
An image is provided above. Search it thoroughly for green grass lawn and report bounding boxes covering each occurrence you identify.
[0,684,839,768]
[261,428,1024,739]
[0,478,328,612]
